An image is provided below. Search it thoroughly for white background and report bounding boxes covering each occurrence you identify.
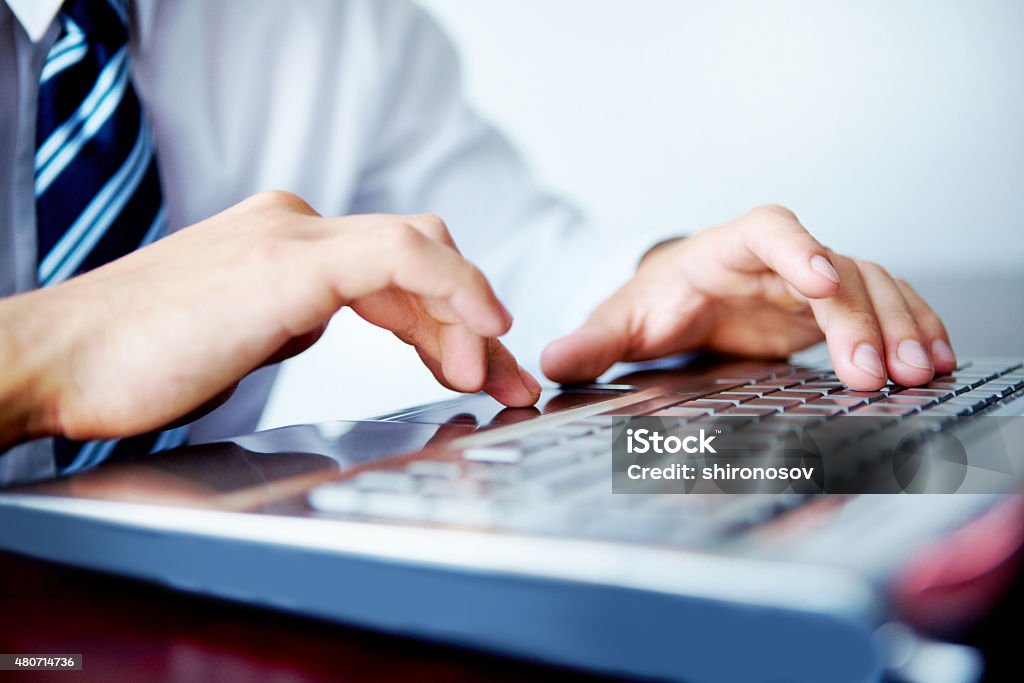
[260,0,1023,430]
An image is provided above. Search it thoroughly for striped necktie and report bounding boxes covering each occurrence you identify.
[35,0,187,473]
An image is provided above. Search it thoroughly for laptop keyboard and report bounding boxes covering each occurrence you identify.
[309,360,1024,545]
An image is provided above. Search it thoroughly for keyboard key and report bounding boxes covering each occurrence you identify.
[406,460,462,479]
[878,395,936,407]
[520,449,580,477]
[308,483,363,515]
[917,404,969,420]
[785,370,831,381]
[832,391,887,402]
[672,400,736,414]
[784,405,844,416]
[528,463,606,498]
[419,479,483,499]
[607,394,696,416]
[514,434,561,451]
[466,463,522,484]
[896,389,953,398]
[463,443,525,463]
[652,406,714,418]
[770,390,826,403]
[363,493,431,520]
[702,392,757,404]
[986,380,1024,397]
[808,397,866,409]
[795,384,842,396]
[801,381,844,390]
[931,375,985,390]
[756,379,804,389]
[354,471,418,494]
[722,406,779,417]
[739,385,783,395]
[745,397,801,410]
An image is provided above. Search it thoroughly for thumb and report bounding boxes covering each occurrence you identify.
[541,301,632,384]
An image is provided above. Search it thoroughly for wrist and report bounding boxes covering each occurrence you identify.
[0,290,65,449]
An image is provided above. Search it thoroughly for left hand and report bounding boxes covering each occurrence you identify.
[542,204,956,390]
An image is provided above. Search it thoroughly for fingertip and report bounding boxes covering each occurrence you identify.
[482,364,540,408]
[541,330,612,384]
[518,364,542,398]
[833,343,888,391]
[836,368,888,392]
[931,338,957,374]
[886,339,935,387]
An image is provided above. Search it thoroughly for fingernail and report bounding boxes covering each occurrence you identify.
[810,255,840,284]
[931,339,956,368]
[518,364,542,395]
[852,344,885,378]
[897,339,932,370]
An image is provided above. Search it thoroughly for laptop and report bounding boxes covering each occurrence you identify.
[1,350,1022,683]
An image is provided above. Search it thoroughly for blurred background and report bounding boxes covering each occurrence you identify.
[260,0,1023,430]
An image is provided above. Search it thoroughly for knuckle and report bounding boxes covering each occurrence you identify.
[843,310,881,333]
[412,213,449,239]
[457,261,486,289]
[857,260,889,278]
[919,310,946,334]
[249,189,315,214]
[384,222,426,253]
[749,203,797,221]
[884,310,920,332]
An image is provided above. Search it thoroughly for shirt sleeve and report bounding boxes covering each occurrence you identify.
[350,1,677,369]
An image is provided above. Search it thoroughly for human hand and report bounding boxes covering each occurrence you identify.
[542,204,955,390]
[0,191,539,448]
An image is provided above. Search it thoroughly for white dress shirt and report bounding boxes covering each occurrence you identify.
[0,0,670,480]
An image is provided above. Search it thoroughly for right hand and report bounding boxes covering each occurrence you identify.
[0,191,540,449]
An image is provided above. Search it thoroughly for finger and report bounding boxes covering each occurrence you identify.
[405,214,459,250]
[857,262,935,386]
[541,292,633,384]
[806,255,889,390]
[727,205,841,299]
[894,278,957,374]
[402,314,538,405]
[481,338,542,407]
[414,344,459,393]
[436,322,488,392]
[329,223,512,337]
[403,215,512,335]
[388,311,484,393]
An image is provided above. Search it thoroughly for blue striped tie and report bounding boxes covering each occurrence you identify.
[35,0,187,473]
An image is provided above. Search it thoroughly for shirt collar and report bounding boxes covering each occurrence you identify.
[6,0,65,43]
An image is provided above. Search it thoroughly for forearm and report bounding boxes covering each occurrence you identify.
[0,290,61,450]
